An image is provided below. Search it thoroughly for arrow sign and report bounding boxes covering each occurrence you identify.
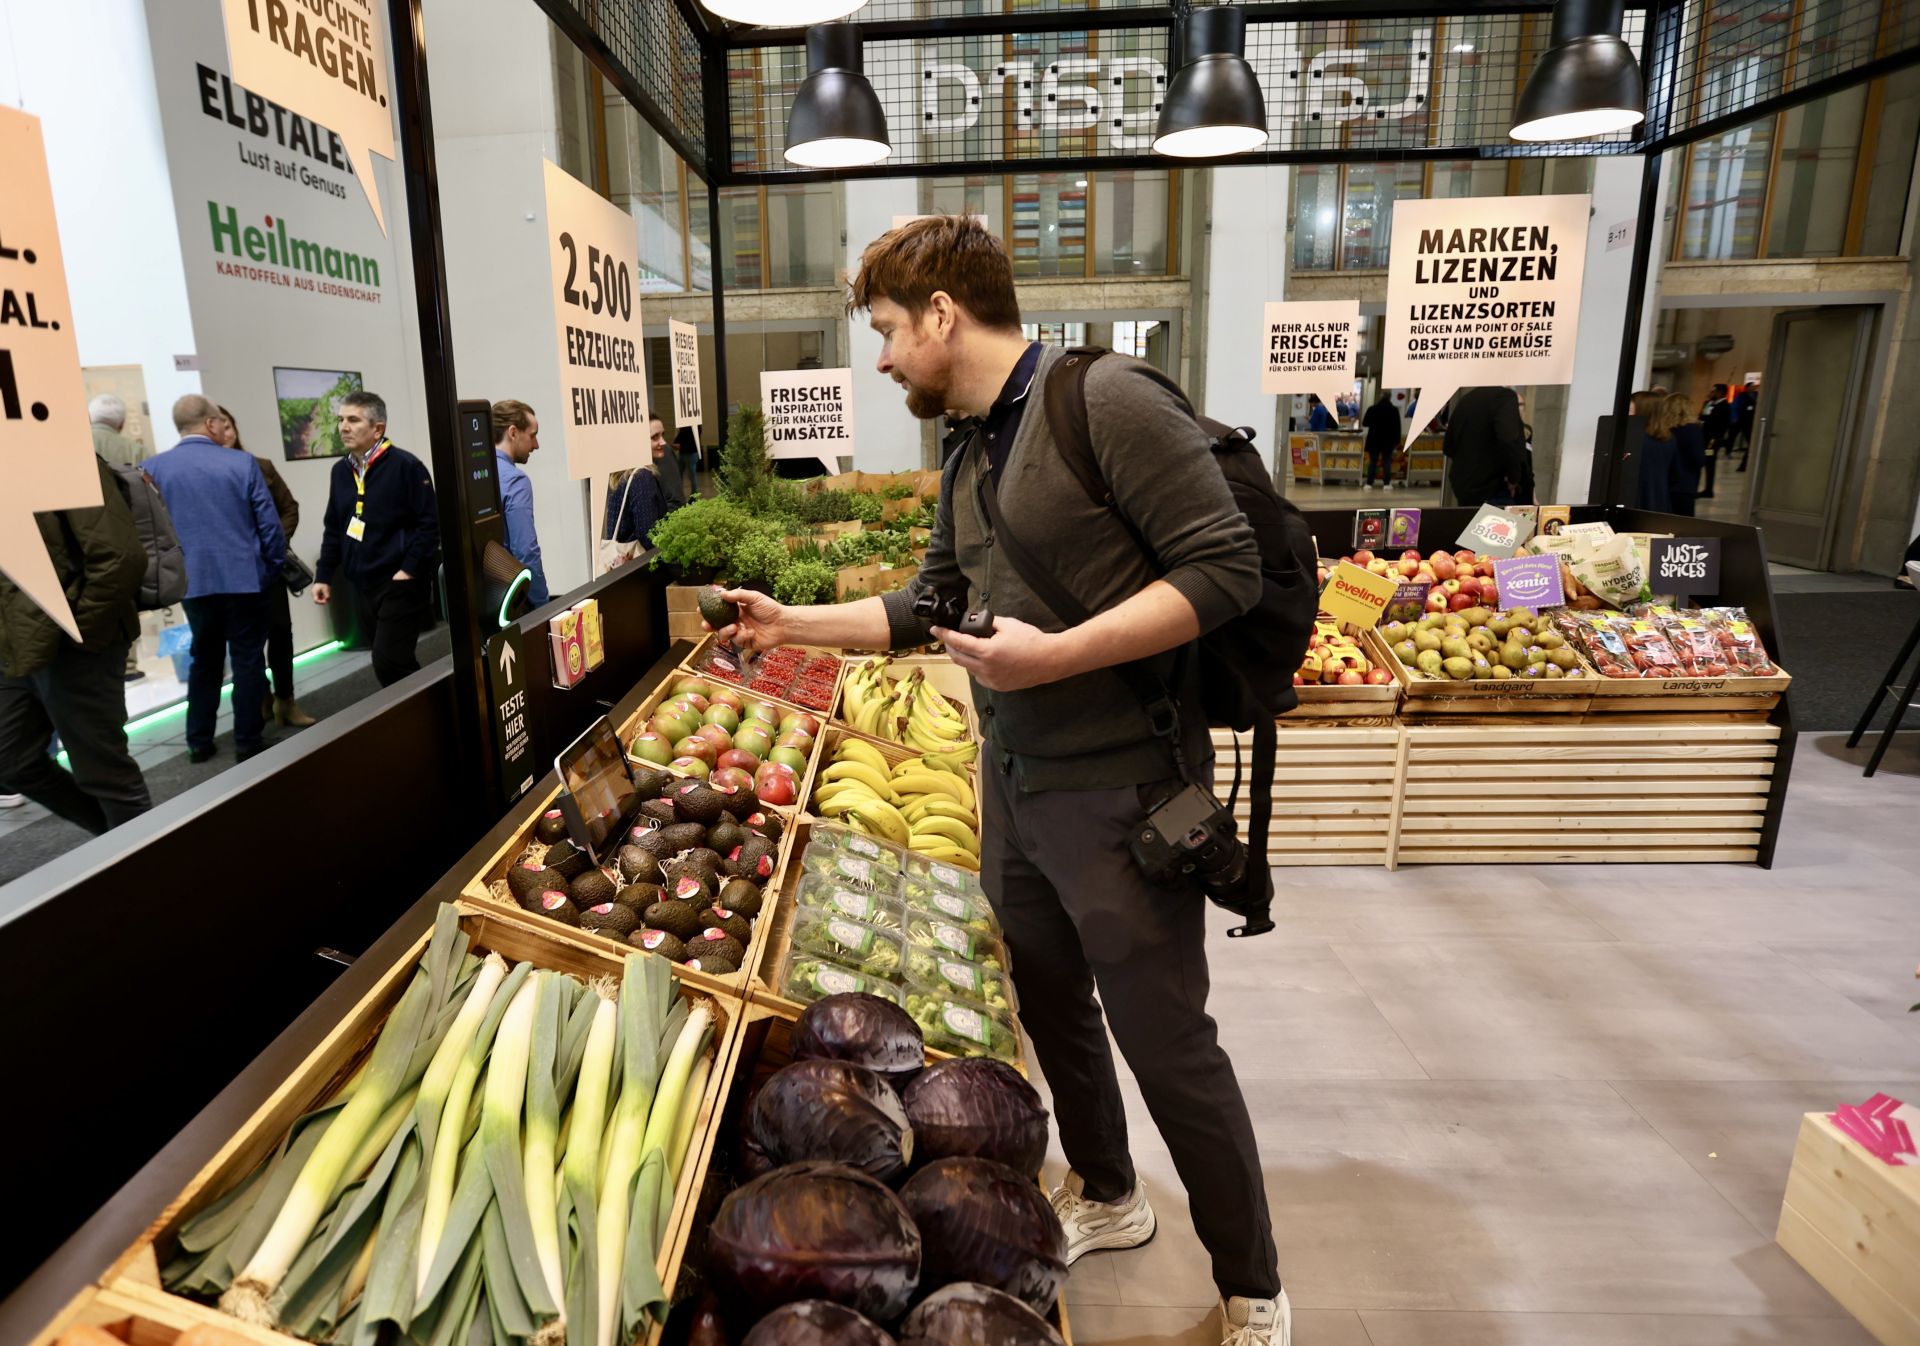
[498,638,517,682]
[486,625,533,807]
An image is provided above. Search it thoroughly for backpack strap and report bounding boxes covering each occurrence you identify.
[1041,347,1161,568]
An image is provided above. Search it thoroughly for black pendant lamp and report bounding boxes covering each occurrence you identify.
[1153,6,1268,158]
[1509,0,1645,141]
[784,23,892,168]
[704,0,862,22]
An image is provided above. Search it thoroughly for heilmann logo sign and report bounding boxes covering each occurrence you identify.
[918,29,1438,151]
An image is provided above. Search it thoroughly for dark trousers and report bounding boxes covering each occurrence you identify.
[981,762,1280,1302]
[183,592,269,752]
[1364,446,1393,485]
[363,575,430,687]
[0,639,151,835]
[266,582,295,700]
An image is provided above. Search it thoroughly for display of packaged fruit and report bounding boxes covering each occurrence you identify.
[796,874,908,931]
[807,820,907,868]
[903,952,1017,1013]
[802,837,905,894]
[900,881,998,935]
[790,911,907,979]
[901,851,986,897]
[905,915,1006,969]
[1701,607,1780,675]
[907,994,1021,1063]
[1295,617,1386,688]
[693,643,842,700]
[779,950,907,1007]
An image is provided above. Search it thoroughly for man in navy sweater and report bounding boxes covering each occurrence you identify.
[312,391,440,686]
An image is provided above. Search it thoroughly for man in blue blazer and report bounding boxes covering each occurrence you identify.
[148,395,287,763]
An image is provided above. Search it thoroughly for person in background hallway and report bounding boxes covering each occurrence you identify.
[1896,533,1919,589]
[1442,385,1528,508]
[0,451,153,830]
[91,394,151,685]
[1729,381,1757,469]
[1361,390,1400,490]
[491,400,549,607]
[1306,394,1337,432]
[313,391,440,687]
[604,414,675,566]
[215,407,314,728]
[1699,383,1730,500]
[1663,392,1705,517]
[1634,390,1679,514]
[147,395,286,763]
[675,423,702,501]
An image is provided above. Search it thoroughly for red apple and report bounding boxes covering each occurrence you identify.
[1293,672,1306,686]
[1337,669,1365,685]
[1442,579,1462,594]
[717,748,761,773]
[694,723,733,752]
[1396,558,1421,578]
[1456,576,1483,598]
[1424,591,1450,613]
[1430,553,1458,581]
[779,711,822,738]
[673,736,718,766]
[631,732,674,766]
[1403,549,1422,563]
[1364,667,1394,685]
[1448,591,1476,612]
[710,766,754,794]
[668,756,711,779]
[1352,549,1375,566]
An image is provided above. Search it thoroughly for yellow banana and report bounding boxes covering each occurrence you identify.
[890,770,972,808]
[833,737,891,775]
[818,791,879,818]
[910,842,980,871]
[909,815,979,854]
[848,801,910,847]
[909,694,968,741]
[812,780,874,806]
[820,760,896,799]
[905,797,977,826]
[856,693,895,740]
[921,744,979,775]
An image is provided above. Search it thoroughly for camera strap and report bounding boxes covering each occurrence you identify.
[975,465,1194,785]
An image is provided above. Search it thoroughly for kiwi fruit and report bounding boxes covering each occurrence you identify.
[706,820,748,856]
[643,899,703,940]
[632,765,675,802]
[507,862,553,901]
[638,799,678,827]
[630,927,685,960]
[671,781,726,827]
[571,869,617,908]
[716,878,763,918]
[684,931,745,966]
[617,846,663,885]
[533,891,582,926]
[685,953,740,976]
[543,841,591,881]
[719,787,761,821]
[521,884,571,915]
[741,810,784,843]
[616,882,662,911]
[654,822,709,855]
[534,810,569,844]
[666,873,713,909]
[697,586,738,631]
[699,907,752,945]
[580,902,639,938]
[663,848,724,888]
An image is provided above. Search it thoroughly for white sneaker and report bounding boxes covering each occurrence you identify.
[0,793,24,809]
[1221,1290,1291,1346]
[1049,1171,1156,1264]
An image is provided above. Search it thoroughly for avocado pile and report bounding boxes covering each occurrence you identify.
[501,763,783,976]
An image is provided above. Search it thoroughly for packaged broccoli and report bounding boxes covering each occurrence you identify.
[901,882,998,935]
[906,995,1021,1063]
[905,915,1006,970]
[779,950,906,1007]
[796,873,907,931]
[903,954,1017,1013]
[789,910,906,979]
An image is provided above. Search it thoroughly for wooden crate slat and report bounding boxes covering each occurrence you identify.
[1267,816,1394,834]
[1271,850,1390,865]
[1398,796,1769,814]
[1247,799,1395,818]
[1397,813,1765,832]
[1777,1204,1920,1346]
[1393,829,1762,847]
[1405,761,1777,779]
[1781,1113,1920,1279]
[1397,846,1759,863]
[1403,723,1780,743]
[1407,743,1777,763]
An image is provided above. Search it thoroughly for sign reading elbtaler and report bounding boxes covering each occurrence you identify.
[669,319,701,432]
[0,107,102,641]
[1386,193,1591,446]
[762,368,854,461]
[221,0,396,233]
[543,159,648,481]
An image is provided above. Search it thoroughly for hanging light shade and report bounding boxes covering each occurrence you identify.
[703,1,864,24]
[1153,6,1268,158]
[1509,0,1645,141]
[784,23,892,168]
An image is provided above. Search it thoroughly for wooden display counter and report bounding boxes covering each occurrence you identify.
[1779,1110,1920,1346]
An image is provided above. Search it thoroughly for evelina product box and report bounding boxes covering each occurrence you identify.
[573,598,605,670]
[550,610,587,687]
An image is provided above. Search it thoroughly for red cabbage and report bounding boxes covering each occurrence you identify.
[794,992,926,1091]
[903,1059,1049,1176]
[709,1161,921,1323]
[897,1158,1067,1315]
[747,1059,914,1182]
[899,1283,1065,1346]
[742,1301,897,1346]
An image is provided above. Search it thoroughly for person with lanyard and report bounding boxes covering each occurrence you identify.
[312,390,441,687]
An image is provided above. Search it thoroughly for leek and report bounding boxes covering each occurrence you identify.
[479,976,559,1323]
[522,974,568,1323]
[594,956,672,1346]
[560,981,618,1346]
[660,1053,713,1229]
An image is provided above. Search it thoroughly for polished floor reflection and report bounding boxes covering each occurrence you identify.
[1045,732,1920,1346]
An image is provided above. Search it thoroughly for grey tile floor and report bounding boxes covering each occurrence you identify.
[1048,731,1920,1346]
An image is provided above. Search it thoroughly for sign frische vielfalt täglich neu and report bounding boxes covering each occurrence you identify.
[487,623,534,807]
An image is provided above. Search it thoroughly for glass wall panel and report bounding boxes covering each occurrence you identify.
[1680,121,1774,259]
[1341,162,1423,269]
[1430,161,1508,198]
[1292,164,1340,271]
[1766,84,1866,257]
[1010,172,1088,276]
[718,186,763,290]
[766,182,841,288]
[1093,170,1169,274]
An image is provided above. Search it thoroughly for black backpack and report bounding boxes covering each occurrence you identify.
[1020,347,1319,936]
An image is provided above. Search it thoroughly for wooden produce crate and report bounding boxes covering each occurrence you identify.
[25,1282,318,1346]
[674,633,848,718]
[105,902,743,1346]
[1392,721,1779,865]
[1393,663,1597,718]
[1582,668,1792,716]
[1779,1109,1920,1346]
[658,1000,1069,1344]
[1209,724,1399,867]
[1285,625,1402,722]
[833,655,978,755]
[621,667,832,807]
[805,724,980,834]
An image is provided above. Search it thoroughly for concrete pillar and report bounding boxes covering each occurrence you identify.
[845,179,923,472]
[1200,166,1292,459]
[1555,154,1672,502]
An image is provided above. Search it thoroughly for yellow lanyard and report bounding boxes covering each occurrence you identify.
[352,439,392,517]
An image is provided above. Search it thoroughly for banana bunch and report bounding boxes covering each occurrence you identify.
[841,658,974,752]
[811,736,982,872]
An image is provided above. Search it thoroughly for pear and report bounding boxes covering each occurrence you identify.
[1488,617,1512,640]
[1459,607,1492,628]
[1490,663,1514,680]
[1393,640,1418,665]
[1382,621,1408,643]
[1544,663,1567,679]
[1415,649,1445,676]
[1414,629,1443,653]
[1467,630,1497,654]
[1470,655,1495,678]
[1547,646,1580,669]
[1500,642,1530,671]
[1441,656,1474,680]
[1537,630,1568,650]
[1526,647,1548,667]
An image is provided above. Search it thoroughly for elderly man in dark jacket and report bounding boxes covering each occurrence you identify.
[0,454,154,834]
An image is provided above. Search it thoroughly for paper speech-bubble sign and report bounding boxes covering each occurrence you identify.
[0,107,104,642]
[1262,299,1359,427]
[1385,193,1591,447]
[223,0,397,234]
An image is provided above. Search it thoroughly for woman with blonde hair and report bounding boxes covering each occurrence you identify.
[1636,392,1680,512]
[1661,392,1706,516]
